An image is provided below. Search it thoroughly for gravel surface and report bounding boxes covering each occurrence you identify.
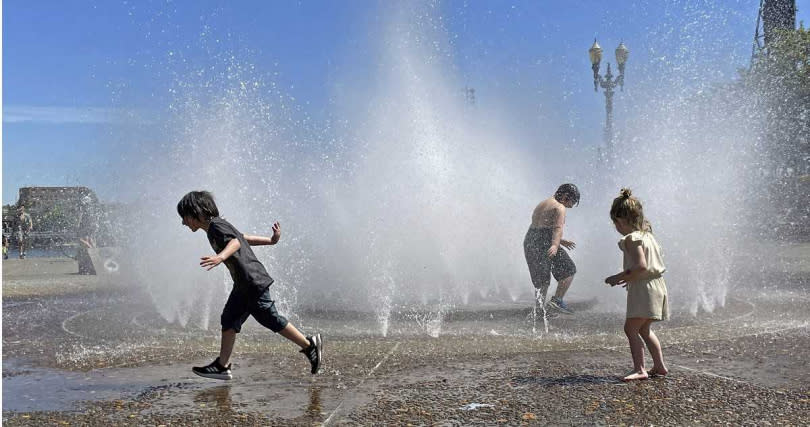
[3,256,810,425]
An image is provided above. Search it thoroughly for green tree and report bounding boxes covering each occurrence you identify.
[744,24,810,235]
[745,25,810,175]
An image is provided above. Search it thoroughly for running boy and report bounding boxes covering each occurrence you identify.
[178,191,322,380]
[523,183,580,314]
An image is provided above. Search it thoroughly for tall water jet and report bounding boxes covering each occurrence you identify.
[119,3,541,336]
[319,3,539,334]
[568,1,768,317]
[118,44,318,329]
[115,1,772,335]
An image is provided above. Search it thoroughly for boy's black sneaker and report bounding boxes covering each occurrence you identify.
[548,296,574,315]
[300,333,322,374]
[192,357,232,380]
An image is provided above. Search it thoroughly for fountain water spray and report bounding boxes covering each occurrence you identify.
[117,1,767,335]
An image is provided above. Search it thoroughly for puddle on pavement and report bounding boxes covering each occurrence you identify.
[2,357,340,419]
[2,359,168,412]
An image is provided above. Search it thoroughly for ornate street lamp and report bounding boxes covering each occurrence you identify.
[615,41,629,77]
[589,39,629,163]
[589,40,603,91]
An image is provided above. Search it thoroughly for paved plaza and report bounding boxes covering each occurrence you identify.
[3,246,809,425]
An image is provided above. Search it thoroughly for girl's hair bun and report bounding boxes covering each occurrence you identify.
[620,188,632,199]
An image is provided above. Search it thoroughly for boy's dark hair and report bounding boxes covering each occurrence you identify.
[554,183,580,206]
[177,191,219,220]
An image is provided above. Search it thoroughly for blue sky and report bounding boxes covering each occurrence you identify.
[3,0,809,204]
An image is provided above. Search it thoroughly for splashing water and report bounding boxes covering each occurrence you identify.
[115,1,770,335]
[531,289,552,336]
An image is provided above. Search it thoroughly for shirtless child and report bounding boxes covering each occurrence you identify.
[523,184,580,314]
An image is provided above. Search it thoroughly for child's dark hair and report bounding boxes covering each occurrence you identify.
[177,191,219,220]
[610,188,652,232]
[554,183,580,206]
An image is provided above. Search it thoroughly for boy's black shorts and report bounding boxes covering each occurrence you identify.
[523,227,577,290]
[221,286,289,333]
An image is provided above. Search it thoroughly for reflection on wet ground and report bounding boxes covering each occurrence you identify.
[2,255,810,425]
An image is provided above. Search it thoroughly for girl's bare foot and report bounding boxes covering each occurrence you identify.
[647,367,668,377]
[622,370,649,382]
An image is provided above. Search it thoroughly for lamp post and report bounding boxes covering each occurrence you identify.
[589,40,629,163]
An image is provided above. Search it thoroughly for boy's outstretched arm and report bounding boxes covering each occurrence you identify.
[200,238,240,270]
[243,221,281,246]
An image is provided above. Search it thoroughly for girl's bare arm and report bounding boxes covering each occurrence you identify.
[622,240,649,281]
[606,239,648,286]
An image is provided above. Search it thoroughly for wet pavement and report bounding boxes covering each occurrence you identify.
[2,248,810,426]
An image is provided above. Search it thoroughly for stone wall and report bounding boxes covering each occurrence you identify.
[4,186,100,235]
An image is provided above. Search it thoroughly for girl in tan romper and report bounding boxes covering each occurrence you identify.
[605,189,669,381]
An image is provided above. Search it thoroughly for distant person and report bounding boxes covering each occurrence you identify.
[76,197,99,275]
[177,191,322,380]
[15,205,33,259]
[523,183,580,314]
[77,196,99,249]
[605,188,669,382]
[2,220,9,259]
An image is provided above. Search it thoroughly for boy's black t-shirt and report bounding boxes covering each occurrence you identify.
[206,217,274,294]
